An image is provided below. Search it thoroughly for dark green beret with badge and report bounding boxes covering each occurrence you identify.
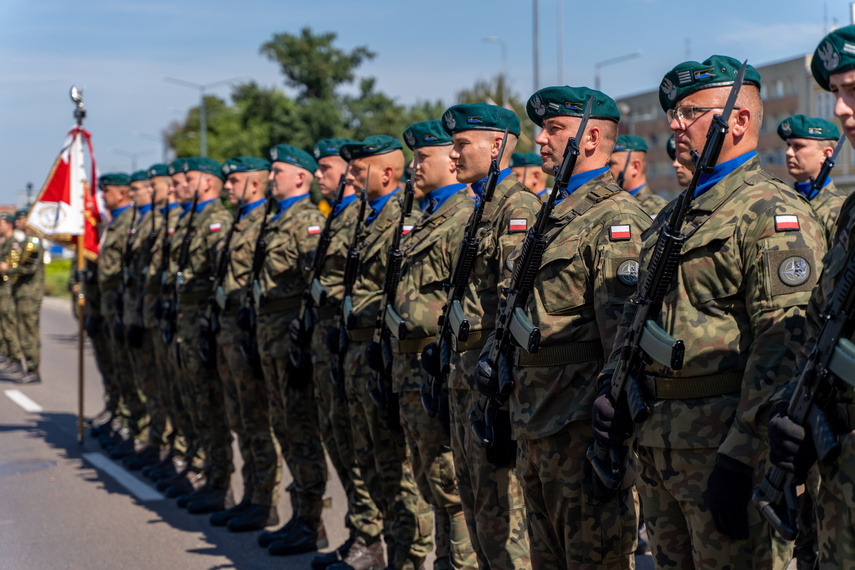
[269,144,318,173]
[1,213,15,223]
[812,25,855,91]
[167,158,186,176]
[339,135,404,161]
[510,152,541,168]
[441,103,521,136]
[313,138,359,160]
[526,86,620,127]
[222,156,272,176]
[777,115,840,141]
[184,157,225,181]
[147,163,169,178]
[666,135,677,160]
[614,135,647,153]
[659,55,761,112]
[403,120,452,149]
[15,209,28,218]
[99,172,130,187]
[129,170,149,183]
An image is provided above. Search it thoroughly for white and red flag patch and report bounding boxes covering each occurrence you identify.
[168,227,176,235]
[509,218,527,232]
[775,215,800,232]
[307,225,322,235]
[209,222,222,232]
[609,224,631,241]
[402,224,414,235]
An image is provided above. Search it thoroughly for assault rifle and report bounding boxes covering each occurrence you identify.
[420,128,509,416]
[753,137,852,541]
[289,165,350,369]
[811,133,846,194]
[586,61,748,491]
[470,98,593,447]
[115,202,139,339]
[615,149,632,189]
[367,166,416,409]
[157,199,174,341]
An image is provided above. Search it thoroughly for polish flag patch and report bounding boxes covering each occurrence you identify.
[509,218,527,232]
[307,225,322,235]
[209,223,222,232]
[402,224,414,235]
[609,225,631,241]
[168,227,175,235]
[775,215,800,232]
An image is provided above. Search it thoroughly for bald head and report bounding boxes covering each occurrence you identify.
[449,130,518,184]
[347,150,405,200]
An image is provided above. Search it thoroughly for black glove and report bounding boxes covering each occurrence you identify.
[474,354,500,398]
[706,454,754,540]
[126,324,144,348]
[592,386,634,448]
[366,341,384,373]
[326,326,342,354]
[421,342,442,377]
[485,408,517,468]
[289,317,308,347]
[768,402,816,480]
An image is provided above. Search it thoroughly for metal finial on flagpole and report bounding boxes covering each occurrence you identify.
[70,86,85,126]
[70,85,87,444]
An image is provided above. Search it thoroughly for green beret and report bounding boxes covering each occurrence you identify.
[339,136,404,161]
[269,144,318,173]
[129,170,149,183]
[184,157,225,181]
[812,25,855,91]
[167,158,187,176]
[99,172,130,187]
[666,135,677,160]
[527,86,620,127]
[510,152,541,168]
[147,163,169,178]
[403,121,452,149]
[777,115,840,142]
[1,213,15,223]
[659,55,761,112]
[313,138,359,160]
[441,103,521,136]
[222,156,272,176]
[614,135,647,153]
[15,209,28,218]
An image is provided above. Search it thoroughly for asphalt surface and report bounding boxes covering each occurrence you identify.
[0,296,658,569]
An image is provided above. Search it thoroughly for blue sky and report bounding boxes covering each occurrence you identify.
[0,0,850,204]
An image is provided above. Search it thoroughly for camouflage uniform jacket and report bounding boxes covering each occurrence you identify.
[97,206,135,316]
[123,207,155,327]
[143,205,180,328]
[391,188,473,391]
[633,184,669,219]
[173,199,232,309]
[450,173,541,390]
[808,180,850,246]
[7,230,44,299]
[599,156,827,467]
[222,203,268,304]
[255,196,324,358]
[505,171,652,440]
[314,197,359,317]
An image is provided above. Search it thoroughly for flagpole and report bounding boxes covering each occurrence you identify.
[71,87,86,445]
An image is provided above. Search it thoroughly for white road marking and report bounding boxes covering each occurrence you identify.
[4,389,43,413]
[82,453,164,502]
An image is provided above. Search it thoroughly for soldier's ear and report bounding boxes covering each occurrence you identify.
[585,125,601,153]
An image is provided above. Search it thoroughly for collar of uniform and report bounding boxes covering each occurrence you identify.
[179,201,192,217]
[555,165,609,205]
[628,183,646,196]
[160,202,180,215]
[366,187,400,226]
[137,203,153,216]
[109,204,131,224]
[420,183,467,213]
[794,179,828,201]
[472,168,511,201]
[273,193,309,220]
[694,151,757,199]
[537,187,549,197]
[194,198,216,213]
[239,198,266,221]
[334,193,357,218]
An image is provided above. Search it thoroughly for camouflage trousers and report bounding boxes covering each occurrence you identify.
[343,340,433,569]
[175,305,233,488]
[88,317,118,415]
[312,317,382,541]
[0,286,19,360]
[131,329,166,449]
[103,307,148,439]
[218,315,280,507]
[517,421,637,569]
[637,445,791,570]
[399,388,476,570]
[13,292,40,371]
[795,465,819,570]
[158,327,204,471]
[816,428,855,569]
[258,321,327,520]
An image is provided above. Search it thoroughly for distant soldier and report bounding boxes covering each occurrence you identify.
[0,214,24,378]
[667,134,693,187]
[510,152,548,198]
[608,134,668,218]
[6,208,44,385]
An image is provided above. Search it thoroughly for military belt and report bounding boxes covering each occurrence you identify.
[514,340,603,368]
[312,305,338,321]
[451,329,487,353]
[651,370,743,400]
[100,278,121,291]
[390,336,433,355]
[347,328,374,342]
[178,290,210,305]
[257,296,302,316]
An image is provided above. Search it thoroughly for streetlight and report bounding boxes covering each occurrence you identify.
[594,50,643,91]
[133,131,169,164]
[482,36,508,106]
[109,148,155,172]
[162,76,246,157]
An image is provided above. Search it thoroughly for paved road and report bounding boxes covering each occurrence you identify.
[0,296,657,569]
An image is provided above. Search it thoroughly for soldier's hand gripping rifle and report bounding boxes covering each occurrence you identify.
[615,149,632,189]
[753,137,852,541]
[811,133,846,194]
[115,202,139,341]
[586,61,748,491]
[420,128,510,417]
[367,165,416,409]
[469,98,593,448]
[329,169,370,386]
[289,165,350,369]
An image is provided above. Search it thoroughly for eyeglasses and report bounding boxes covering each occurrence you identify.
[666,105,741,125]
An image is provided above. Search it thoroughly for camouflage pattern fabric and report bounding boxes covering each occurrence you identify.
[0,239,22,365]
[82,259,118,414]
[9,230,44,372]
[632,184,669,220]
[809,180,850,245]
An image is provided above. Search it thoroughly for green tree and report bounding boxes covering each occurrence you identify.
[456,73,536,152]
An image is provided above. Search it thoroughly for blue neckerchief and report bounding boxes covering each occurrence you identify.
[239,198,266,221]
[137,204,153,217]
[366,187,400,226]
[794,178,829,201]
[420,183,467,213]
[694,151,757,198]
[273,193,308,221]
[556,166,609,205]
[537,188,548,197]
[109,204,131,224]
[472,168,512,202]
[628,183,646,196]
[334,193,357,218]
[194,198,216,213]
[179,201,192,218]
[160,202,180,215]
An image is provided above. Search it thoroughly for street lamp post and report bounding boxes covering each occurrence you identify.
[482,36,508,106]
[594,50,643,92]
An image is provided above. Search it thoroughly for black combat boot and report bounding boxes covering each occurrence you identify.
[227,504,278,532]
[268,516,328,555]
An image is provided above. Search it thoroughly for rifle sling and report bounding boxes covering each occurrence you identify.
[390,337,434,354]
[649,371,744,400]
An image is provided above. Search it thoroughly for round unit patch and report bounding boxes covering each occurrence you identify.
[617,260,639,287]
[778,256,811,287]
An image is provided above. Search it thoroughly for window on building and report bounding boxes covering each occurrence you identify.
[773,80,784,99]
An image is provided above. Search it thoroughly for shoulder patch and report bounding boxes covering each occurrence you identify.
[774,215,800,232]
[509,218,527,232]
[209,223,222,233]
[617,259,639,286]
[778,255,811,287]
[307,225,321,235]
[128,228,137,235]
[609,224,631,241]
[766,248,817,296]
[402,224,414,235]
[168,227,175,235]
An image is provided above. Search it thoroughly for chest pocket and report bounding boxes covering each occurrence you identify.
[474,225,499,293]
[536,236,586,315]
[678,223,742,308]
